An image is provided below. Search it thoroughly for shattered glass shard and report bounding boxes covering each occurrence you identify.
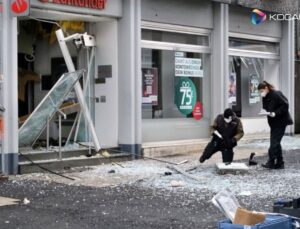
[19,70,85,147]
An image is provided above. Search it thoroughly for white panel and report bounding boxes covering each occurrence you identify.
[141,0,213,29]
[93,20,118,148]
[142,118,211,142]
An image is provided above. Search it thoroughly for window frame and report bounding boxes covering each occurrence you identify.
[228,33,280,60]
[141,21,212,53]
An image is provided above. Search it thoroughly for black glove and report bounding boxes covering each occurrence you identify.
[225,138,237,149]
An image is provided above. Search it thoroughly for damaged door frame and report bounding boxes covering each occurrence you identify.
[56,29,101,152]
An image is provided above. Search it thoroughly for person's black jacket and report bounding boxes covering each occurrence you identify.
[211,114,244,149]
[262,90,293,128]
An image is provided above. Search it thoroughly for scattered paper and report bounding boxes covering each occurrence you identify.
[258,110,270,116]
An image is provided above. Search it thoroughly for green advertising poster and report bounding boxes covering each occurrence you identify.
[175,78,197,115]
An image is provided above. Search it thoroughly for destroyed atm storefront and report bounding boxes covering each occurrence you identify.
[0,0,136,174]
[0,0,295,174]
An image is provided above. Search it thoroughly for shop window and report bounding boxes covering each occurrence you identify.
[228,38,280,118]
[142,29,209,46]
[142,48,210,120]
[141,26,211,141]
[228,56,279,118]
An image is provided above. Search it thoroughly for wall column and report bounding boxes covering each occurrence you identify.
[118,0,142,157]
[280,20,295,134]
[1,1,19,174]
[211,3,229,120]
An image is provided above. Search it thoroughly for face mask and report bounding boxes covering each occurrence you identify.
[261,91,267,97]
[224,117,232,123]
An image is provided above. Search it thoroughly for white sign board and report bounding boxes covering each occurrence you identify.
[175,57,203,77]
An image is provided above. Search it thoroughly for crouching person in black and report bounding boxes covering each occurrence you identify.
[199,108,244,164]
[258,81,293,169]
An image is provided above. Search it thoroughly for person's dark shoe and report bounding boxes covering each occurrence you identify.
[249,152,258,166]
[199,155,205,163]
[274,161,285,169]
[262,160,276,169]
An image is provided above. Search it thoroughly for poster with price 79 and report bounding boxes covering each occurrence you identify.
[175,78,197,115]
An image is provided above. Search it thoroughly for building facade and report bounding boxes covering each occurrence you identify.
[0,0,295,174]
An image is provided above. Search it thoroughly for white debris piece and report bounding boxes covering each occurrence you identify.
[170,180,185,187]
[23,198,30,205]
[238,191,253,196]
[216,163,249,175]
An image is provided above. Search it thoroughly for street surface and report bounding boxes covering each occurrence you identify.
[0,137,300,228]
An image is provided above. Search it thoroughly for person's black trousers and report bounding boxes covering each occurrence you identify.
[201,138,234,163]
[268,125,287,163]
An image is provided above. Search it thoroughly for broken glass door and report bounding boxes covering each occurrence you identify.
[19,70,85,147]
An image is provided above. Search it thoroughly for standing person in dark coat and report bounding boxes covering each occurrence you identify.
[199,108,244,164]
[258,81,293,169]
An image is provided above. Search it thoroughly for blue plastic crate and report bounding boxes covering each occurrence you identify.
[218,215,292,229]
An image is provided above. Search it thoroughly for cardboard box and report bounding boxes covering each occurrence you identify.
[233,208,265,225]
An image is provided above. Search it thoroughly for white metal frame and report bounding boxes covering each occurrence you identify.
[229,32,281,43]
[228,48,280,60]
[56,29,101,152]
[228,33,280,60]
[141,40,211,53]
[142,21,212,36]
[141,21,212,53]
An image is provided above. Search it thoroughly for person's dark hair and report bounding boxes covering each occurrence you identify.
[257,81,275,91]
[224,108,234,119]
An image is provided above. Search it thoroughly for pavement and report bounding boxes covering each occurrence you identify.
[0,136,300,228]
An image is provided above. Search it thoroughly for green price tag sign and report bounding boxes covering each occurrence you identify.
[175,78,197,115]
